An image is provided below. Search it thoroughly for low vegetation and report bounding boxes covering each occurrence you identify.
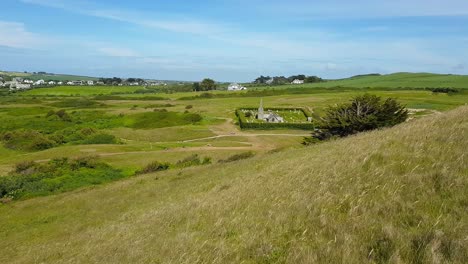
[0,157,125,200]
[218,151,255,163]
[0,106,466,263]
[304,94,408,143]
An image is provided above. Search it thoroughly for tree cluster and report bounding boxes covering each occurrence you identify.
[253,74,324,85]
[193,78,217,91]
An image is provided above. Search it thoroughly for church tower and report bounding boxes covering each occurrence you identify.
[258,98,264,120]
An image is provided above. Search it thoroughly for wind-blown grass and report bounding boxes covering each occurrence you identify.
[0,106,466,263]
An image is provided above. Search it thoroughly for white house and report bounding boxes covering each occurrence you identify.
[34,80,45,85]
[291,79,304,84]
[72,81,83,85]
[66,81,74,85]
[48,81,56,85]
[228,83,247,91]
[87,80,94,85]
[24,80,33,84]
[16,84,31,90]
[57,81,63,85]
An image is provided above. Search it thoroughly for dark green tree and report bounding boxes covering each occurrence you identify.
[192,82,201,91]
[200,78,216,91]
[305,94,408,143]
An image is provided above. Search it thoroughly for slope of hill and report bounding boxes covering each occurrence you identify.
[0,107,467,263]
[0,71,98,81]
[311,72,468,89]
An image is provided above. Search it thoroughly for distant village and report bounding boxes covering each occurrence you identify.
[0,76,168,92]
[0,72,323,93]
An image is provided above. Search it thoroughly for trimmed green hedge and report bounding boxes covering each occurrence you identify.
[236,108,316,130]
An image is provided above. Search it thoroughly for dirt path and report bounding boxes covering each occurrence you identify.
[182,133,310,143]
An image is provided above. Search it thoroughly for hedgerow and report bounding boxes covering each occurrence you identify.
[235,108,316,130]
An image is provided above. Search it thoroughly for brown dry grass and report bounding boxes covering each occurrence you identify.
[0,106,467,263]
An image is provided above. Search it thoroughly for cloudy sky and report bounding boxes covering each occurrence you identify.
[1,0,468,81]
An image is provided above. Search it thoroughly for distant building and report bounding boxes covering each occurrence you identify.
[291,79,304,84]
[72,80,83,85]
[228,83,247,91]
[34,80,45,85]
[48,81,56,85]
[24,80,33,84]
[13,77,23,83]
[265,78,274,85]
[16,84,31,90]
[66,81,74,85]
[57,81,63,85]
[87,80,94,85]
[8,82,31,91]
[96,81,104,85]
[256,99,284,123]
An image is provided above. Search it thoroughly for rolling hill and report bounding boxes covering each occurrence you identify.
[0,106,466,263]
[307,72,468,89]
[0,71,98,81]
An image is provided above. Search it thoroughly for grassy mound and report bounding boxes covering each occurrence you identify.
[0,107,466,263]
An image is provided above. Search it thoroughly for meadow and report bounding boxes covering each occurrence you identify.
[0,72,467,263]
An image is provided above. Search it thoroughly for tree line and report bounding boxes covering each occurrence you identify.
[253,75,324,85]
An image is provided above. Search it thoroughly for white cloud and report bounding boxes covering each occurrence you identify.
[21,0,226,35]
[0,21,48,49]
[97,47,139,57]
[257,0,468,19]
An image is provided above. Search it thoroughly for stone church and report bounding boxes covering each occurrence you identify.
[257,99,284,123]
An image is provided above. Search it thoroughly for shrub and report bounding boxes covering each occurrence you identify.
[306,94,408,142]
[1,130,57,151]
[0,157,125,200]
[185,105,193,109]
[79,133,118,145]
[136,161,170,175]
[176,154,211,168]
[430,88,459,94]
[219,152,254,163]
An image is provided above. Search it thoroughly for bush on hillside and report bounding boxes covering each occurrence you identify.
[430,88,459,94]
[218,152,255,163]
[0,157,124,200]
[136,161,170,175]
[1,130,57,151]
[304,94,408,143]
[176,154,211,168]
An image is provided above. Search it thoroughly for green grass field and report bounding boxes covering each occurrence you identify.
[22,85,144,96]
[0,105,466,263]
[0,72,467,263]
[248,72,468,90]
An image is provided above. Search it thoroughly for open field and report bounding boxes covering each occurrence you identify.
[0,103,466,263]
[0,71,98,81]
[248,72,468,90]
[1,87,468,176]
[22,85,145,96]
[0,77,468,262]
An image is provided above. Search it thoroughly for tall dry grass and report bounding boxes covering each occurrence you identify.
[0,106,467,263]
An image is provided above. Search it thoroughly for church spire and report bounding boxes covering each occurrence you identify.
[258,98,264,119]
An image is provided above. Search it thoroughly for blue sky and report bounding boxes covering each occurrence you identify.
[1,0,468,82]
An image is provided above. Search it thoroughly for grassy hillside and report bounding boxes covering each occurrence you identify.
[0,106,467,263]
[0,71,98,81]
[257,72,468,89]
